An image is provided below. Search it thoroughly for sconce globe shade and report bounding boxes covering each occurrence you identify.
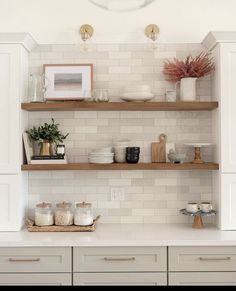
[89,0,155,12]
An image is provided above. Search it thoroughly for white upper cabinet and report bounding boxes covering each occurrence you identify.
[0,34,36,174]
[0,45,21,174]
[203,32,236,230]
[203,33,236,173]
[219,43,236,173]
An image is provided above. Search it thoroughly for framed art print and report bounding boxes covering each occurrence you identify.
[43,64,93,100]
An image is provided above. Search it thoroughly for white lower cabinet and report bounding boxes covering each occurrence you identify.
[73,247,167,286]
[169,273,236,286]
[73,247,167,272]
[0,247,71,273]
[0,175,24,231]
[0,246,236,285]
[0,247,72,286]
[74,273,167,286]
[0,274,71,286]
[220,174,236,230]
[169,246,236,286]
[169,246,236,272]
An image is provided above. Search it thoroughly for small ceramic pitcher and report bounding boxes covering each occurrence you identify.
[176,77,197,101]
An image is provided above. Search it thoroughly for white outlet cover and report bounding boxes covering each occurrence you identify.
[111,188,125,201]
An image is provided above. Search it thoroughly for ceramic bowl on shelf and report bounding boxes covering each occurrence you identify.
[123,85,152,93]
[120,92,155,102]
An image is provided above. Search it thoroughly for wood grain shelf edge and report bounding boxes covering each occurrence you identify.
[21,101,219,112]
[21,163,219,171]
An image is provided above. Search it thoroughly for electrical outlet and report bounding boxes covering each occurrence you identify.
[111,188,125,201]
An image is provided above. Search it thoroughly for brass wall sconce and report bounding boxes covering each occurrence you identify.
[145,24,160,42]
[80,24,94,42]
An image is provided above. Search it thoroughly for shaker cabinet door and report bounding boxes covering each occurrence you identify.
[169,272,236,286]
[220,43,236,173]
[0,175,23,231]
[0,45,21,174]
[220,174,236,230]
[0,274,72,286]
[73,273,167,286]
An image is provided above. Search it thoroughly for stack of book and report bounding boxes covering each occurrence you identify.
[30,155,68,165]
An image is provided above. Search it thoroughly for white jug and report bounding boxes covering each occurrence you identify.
[178,77,197,101]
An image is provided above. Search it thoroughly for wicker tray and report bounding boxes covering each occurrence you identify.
[26,216,100,232]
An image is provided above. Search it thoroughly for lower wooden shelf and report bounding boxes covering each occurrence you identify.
[21,163,219,171]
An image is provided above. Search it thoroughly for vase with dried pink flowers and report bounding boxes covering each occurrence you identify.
[163,52,215,101]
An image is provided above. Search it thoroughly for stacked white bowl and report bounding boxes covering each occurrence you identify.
[113,140,130,163]
[121,85,155,102]
[89,147,114,164]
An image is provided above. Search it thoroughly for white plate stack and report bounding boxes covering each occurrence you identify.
[121,85,155,102]
[89,148,114,164]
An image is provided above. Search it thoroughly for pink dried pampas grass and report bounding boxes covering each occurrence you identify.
[163,52,215,83]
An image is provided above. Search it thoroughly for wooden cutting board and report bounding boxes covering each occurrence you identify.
[151,134,167,163]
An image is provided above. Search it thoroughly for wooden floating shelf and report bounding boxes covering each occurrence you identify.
[21,163,219,171]
[21,101,219,112]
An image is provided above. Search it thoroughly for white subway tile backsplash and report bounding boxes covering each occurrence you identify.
[132,209,155,216]
[28,43,213,224]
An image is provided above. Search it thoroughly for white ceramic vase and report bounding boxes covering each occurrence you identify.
[180,77,197,101]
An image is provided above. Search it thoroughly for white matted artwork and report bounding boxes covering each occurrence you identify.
[43,64,93,100]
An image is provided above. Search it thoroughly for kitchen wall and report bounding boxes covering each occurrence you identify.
[28,43,213,224]
[0,0,236,43]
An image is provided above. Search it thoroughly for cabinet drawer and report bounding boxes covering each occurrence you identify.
[169,272,236,286]
[169,246,236,271]
[73,247,167,272]
[0,247,71,273]
[0,274,71,286]
[74,273,167,286]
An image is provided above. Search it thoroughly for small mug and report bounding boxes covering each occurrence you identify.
[165,89,177,102]
[187,203,199,214]
[200,202,213,213]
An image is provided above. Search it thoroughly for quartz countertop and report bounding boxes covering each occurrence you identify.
[0,224,236,247]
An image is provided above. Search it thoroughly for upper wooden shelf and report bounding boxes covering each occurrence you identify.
[21,163,219,171]
[21,101,219,112]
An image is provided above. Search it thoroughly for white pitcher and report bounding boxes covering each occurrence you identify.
[177,77,197,101]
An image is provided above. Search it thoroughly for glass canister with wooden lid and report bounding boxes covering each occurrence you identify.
[35,202,54,226]
[74,202,93,226]
[55,201,74,226]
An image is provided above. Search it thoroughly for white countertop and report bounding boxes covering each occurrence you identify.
[0,224,236,247]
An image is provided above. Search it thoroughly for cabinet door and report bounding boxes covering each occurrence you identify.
[73,247,167,272]
[74,273,167,286]
[0,274,71,286]
[169,246,236,272]
[0,175,23,231]
[169,272,236,286]
[0,45,21,174]
[220,43,236,173]
[221,174,236,230]
[0,247,71,273]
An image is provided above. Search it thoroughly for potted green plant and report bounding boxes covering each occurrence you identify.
[26,119,69,156]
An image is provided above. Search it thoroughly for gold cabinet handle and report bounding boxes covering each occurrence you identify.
[104,257,136,262]
[199,257,231,261]
[9,258,41,263]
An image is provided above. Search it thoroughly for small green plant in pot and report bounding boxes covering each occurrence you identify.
[27,119,69,156]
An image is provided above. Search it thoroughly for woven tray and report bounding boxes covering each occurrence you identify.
[26,216,100,232]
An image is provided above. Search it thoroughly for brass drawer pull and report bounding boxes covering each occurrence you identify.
[199,257,231,261]
[9,258,41,263]
[104,257,136,262]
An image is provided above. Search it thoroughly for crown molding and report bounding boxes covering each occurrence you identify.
[202,31,236,51]
[0,33,38,52]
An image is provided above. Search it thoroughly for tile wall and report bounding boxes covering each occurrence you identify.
[28,43,213,224]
